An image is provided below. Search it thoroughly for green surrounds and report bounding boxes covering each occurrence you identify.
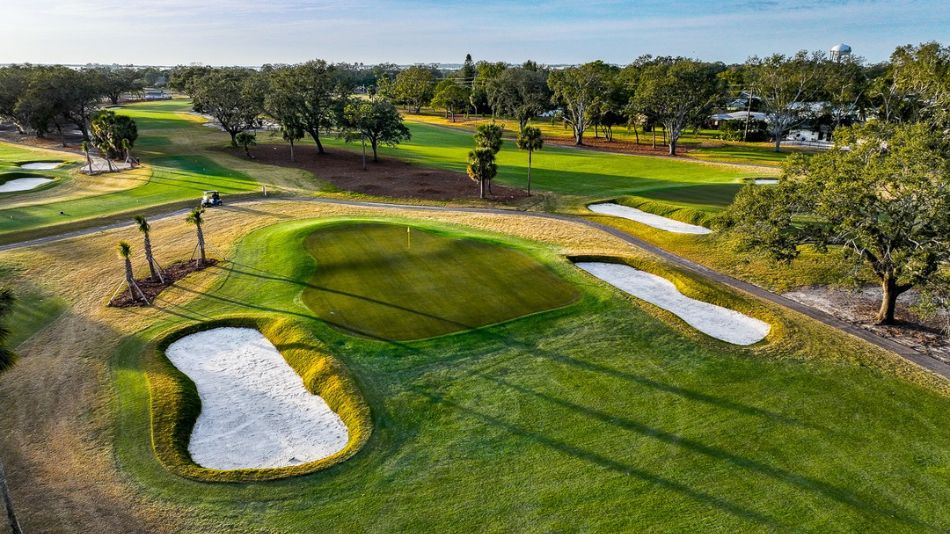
[301,222,580,340]
[110,216,950,532]
[147,316,371,482]
[0,142,77,197]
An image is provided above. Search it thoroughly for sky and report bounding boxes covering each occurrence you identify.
[2,0,949,66]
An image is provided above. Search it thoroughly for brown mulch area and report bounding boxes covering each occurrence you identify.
[784,286,949,364]
[108,259,218,307]
[235,144,530,201]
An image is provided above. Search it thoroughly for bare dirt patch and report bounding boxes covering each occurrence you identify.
[109,259,218,307]
[236,144,529,201]
[546,135,692,157]
[784,286,949,364]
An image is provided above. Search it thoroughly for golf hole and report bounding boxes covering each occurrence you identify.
[588,202,712,235]
[577,262,770,345]
[165,327,349,470]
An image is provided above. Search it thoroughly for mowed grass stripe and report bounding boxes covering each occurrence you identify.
[301,222,579,340]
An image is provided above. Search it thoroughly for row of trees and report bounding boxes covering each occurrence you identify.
[399,43,950,155]
[0,65,149,142]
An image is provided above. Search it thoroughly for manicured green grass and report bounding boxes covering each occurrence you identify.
[109,217,949,532]
[347,121,756,201]
[689,144,817,167]
[0,154,259,239]
[301,222,579,340]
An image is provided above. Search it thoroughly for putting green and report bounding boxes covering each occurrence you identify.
[301,222,579,340]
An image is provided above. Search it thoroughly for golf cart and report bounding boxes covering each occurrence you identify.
[201,190,223,207]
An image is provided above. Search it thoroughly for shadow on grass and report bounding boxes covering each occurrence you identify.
[474,372,935,531]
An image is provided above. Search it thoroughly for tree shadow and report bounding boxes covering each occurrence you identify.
[474,372,935,531]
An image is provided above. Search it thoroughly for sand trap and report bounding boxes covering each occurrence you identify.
[0,177,53,193]
[588,203,711,235]
[753,178,779,185]
[577,262,770,345]
[19,162,61,170]
[165,327,348,470]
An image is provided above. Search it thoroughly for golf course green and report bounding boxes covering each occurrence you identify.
[301,222,579,340]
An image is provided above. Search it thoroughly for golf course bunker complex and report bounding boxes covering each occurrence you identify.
[18,161,62,170]
[164,327,349,470]
[588,202,712,235]
[577,262,770,345]
[302,222,579,340]
[0,175,54,192]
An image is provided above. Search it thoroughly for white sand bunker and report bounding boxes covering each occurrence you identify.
[165,327,349,470]
[0,177,53,193]
[753,178,779,185]
[589,203,711,235]
[19,161,61,170]
[577,262,770,345]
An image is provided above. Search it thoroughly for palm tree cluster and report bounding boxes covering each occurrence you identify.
[110,210,210,305]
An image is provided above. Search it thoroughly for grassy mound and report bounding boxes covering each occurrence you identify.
[147,315,372,482]
[301,221,580,340]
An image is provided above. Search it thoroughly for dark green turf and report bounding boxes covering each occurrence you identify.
[301,222,579,340]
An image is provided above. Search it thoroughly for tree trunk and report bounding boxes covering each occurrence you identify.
[228,130,238,147]
[877,275,904,324]
[314,131,325,154]
[634,126,639,145]
[652,128,656,149]
[527,150,532,195]
[143,233,161,281]
[361,137,367,170]
[371,139,379,162]
[196,227,206,267]
[774,136,782,153]
[669,138,677,156]
[479,178,485,199]
[289,138,295,162]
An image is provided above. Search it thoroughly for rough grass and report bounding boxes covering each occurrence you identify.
[147,315,372,482]
[300,221,580,340]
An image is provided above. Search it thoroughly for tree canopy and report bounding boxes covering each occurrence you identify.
[724,122,950,323]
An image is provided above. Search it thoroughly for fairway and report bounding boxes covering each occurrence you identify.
[301,222,579,340]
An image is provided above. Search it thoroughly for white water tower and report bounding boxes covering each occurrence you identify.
[830,43,852,62]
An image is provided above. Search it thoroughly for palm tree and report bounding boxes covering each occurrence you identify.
[0,287,16,372]
[466,147,497,199]
[134,215,163,283]
[117,241,148,304]
[516,127,544,195]
[80,140,94,174]
[122,138,133,166]
[186,207,207,267]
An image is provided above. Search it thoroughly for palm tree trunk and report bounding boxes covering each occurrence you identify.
[196,226,206,267]
[527,150,532,195]
[144,233,165,284]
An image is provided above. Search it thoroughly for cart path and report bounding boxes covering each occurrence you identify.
[0,194,946,380]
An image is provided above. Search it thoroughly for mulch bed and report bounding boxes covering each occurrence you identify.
[108,259,218,308]
[234,144,529,201]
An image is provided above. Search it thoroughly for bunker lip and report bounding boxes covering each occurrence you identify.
[575,260,770,345]
[164,327,349,470]
[18,161,63,170]
[588,202,712,235]
[0,176,54,193]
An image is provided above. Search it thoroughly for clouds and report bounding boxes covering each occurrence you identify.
[0,0,947,65]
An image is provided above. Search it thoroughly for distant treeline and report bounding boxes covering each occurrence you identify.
[2,42,949,155]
